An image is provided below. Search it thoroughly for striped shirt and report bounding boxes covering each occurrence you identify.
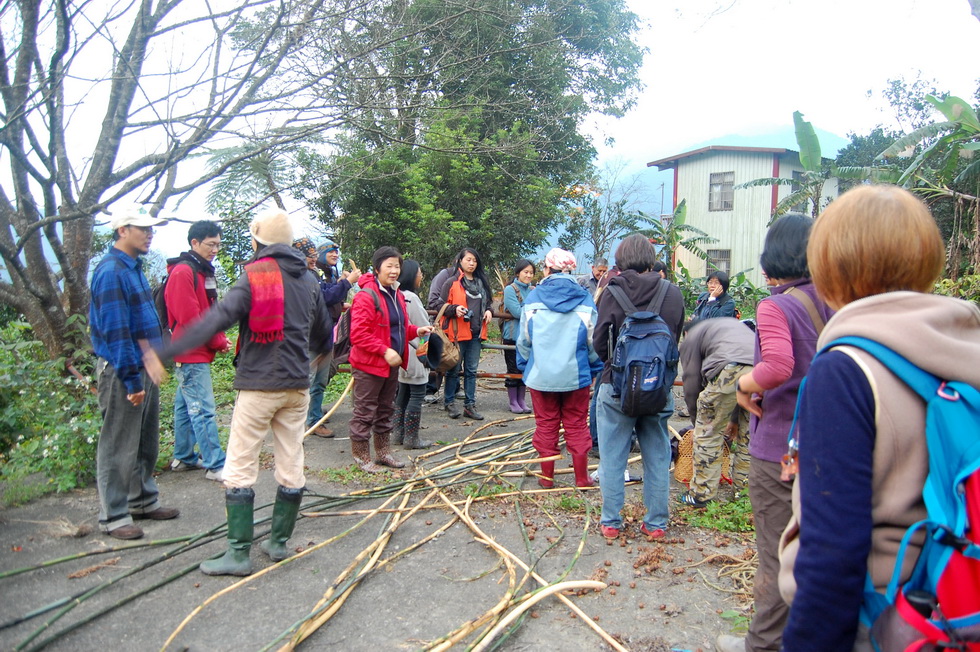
[89,247,163,393]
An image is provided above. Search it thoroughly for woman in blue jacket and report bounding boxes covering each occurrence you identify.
[502,259,535,413]
[517,248,602,488]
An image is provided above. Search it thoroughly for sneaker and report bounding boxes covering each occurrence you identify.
[463,405,484,420]
[456,390,465,400]
[423,393,439,404]
[716,634,747,652]
[676,492,711,508]
[600,525,620,540]
[446,402,462,419]
[205,468,224,482]
[105,523,144,540]
[640,523,666,540]
[311,425,334,438]
[589,470,600,484]
[170,459,203,472]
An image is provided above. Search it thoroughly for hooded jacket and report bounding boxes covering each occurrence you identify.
[164,251,228,363]
[501,278,531,342]
[349,273,421,377]
[781,292,980,651]
[398,289,430,385]
[593,270,685,385]
[162,244,331,390]
[516,274,602,392]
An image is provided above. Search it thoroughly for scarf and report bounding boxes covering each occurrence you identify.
[244,257,285,343]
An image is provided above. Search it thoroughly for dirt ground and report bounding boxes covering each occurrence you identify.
[0,352,755,651]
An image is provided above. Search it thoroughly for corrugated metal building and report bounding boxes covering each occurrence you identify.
[647,146,838,286]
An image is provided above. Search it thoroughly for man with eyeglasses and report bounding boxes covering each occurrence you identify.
[89,207,180,540]
[164,220,231,481]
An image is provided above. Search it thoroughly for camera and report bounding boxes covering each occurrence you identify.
[460,308,472,322]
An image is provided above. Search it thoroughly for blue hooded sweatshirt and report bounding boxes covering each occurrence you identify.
[516,273,603,392]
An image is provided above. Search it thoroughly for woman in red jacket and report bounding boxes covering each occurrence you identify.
[348,246,431,472]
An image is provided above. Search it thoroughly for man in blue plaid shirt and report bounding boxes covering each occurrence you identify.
[89,207,180,540]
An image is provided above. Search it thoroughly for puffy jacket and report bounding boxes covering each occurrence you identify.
[691,291,736,321]
[349,273,421,377]
[164,251,228,363]
[163,244,331,390]
[516,274,602,392]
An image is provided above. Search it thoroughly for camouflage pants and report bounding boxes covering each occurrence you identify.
[690,363,752,501]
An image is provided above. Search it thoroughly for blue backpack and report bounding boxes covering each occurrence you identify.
[604,282,678,417]
[810,336,980,651]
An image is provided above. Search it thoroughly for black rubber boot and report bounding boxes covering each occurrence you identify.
[200,488,255,576]
[391,405,405,446]
[403,410,430,449]
[260,485,303,562]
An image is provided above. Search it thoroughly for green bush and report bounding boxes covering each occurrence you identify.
[674,262,768,319]
[0,319,101,501]
[935,275,980,305]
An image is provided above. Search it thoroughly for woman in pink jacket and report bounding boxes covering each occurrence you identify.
[348,246,431,472]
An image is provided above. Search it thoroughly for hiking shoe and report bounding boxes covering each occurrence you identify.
[105,524,144,540]
[600,525,620,540]
[640,523,666,540]
[205,468,224,482]
[311,425,334,438]
[446,402,462,419]
[463,405,484,420]
[170,459,203,472]
[677,492,711,508]
[132,506,180,521]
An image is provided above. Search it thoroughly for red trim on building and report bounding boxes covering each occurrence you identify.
[673,167,679,210]
[771,154,780,214]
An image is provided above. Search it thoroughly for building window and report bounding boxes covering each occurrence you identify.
[709,172,734,211]
[707,249,731,275]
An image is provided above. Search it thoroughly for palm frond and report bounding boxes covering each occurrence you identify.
[878,122,958,159]
[735,177,797,190]
[794,111,822,172]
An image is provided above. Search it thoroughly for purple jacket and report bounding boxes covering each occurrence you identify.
[748,278,834,463]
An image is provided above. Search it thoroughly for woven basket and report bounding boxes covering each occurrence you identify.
[673,427,731,485]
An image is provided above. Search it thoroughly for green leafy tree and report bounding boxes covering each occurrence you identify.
[637,200,717,268]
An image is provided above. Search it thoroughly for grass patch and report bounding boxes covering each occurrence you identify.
[674,493,754,533]
[464,482,507,498]
[545,494,587,512]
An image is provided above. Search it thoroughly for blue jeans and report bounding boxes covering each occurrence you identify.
[589,380,599,447]
[307,352,337,427]
[445,339,481,407]
[596,383,673,531]
[173,363,225,471]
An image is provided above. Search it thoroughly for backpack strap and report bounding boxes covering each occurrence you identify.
[605,284,639,316]
[644,279,671,315]
[784,287,826,336]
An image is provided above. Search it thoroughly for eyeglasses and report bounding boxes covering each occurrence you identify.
[132,226,154,234]
[201,241,221,250]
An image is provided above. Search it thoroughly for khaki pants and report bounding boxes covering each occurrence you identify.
[690,363,751,501]
[223,389,309,490]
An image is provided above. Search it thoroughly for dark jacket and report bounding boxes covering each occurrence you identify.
[163,244,332,391]
[164,251,229,364]
[692,291,736,321]
[593,270,685,385]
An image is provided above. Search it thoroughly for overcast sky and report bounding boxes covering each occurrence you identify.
[152,0,980,256]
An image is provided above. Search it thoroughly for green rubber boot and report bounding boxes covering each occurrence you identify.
[200,488,254,576]
[260,485,304,562]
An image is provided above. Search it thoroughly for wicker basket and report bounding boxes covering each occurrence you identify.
[673,427,731,485]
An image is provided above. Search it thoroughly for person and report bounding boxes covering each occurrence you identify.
[303,238,361,437]
[502,259,535,414]
[718,213,834,652]
[165,220,230,482]
[348,247,432,471]
[677,317,754,507]
[424,258,456,404]
[691,270,736,321]
[593,234,685,540]
[652,261,669,280]
[89,207,179,540]
[780,186,980,651]
[578,257,609,295]
[150,209,333,576]
[392,260,432,449]
[437,247,494,420]
[517,248,603,488]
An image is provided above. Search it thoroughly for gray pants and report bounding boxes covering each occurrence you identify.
[96,360,162,532]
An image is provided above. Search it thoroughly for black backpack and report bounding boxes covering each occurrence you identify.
[152,260,196,345]
[333,289,380,364]
[605,282,679,417]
